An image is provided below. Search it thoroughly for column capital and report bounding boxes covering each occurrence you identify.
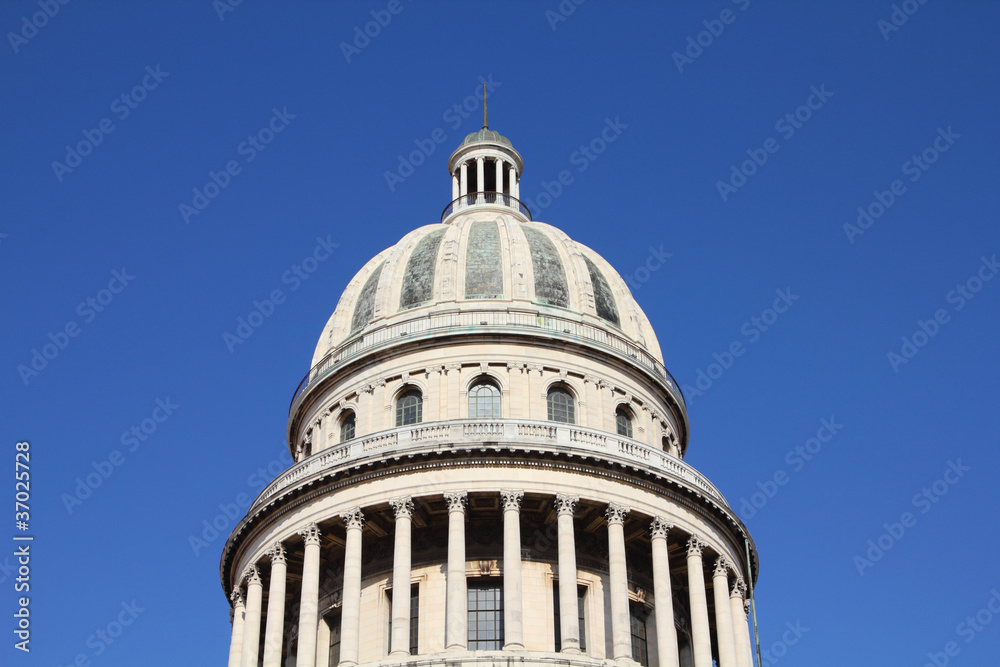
[444,491,468,512]
[649,515,673,539]
[500,489,524,512]
[390,496,415,519]
[730,576,747,600]
[553,494,579,515]
[268,542,287,565]
[299,522,322,546]
[341,507,365,530]
[605,502,630,525]
[686,535,705,557]
[230,587,246,608]
[713,556,732,578]
[242,564,262,586]
[744,600,751,616]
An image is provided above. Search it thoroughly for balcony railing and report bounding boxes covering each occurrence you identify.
[441,191,531,223]
[288,308,686,419]
[251,418,726,512]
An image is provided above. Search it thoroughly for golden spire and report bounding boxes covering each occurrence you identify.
[482,82,488,130]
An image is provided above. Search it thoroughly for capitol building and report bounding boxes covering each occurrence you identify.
[220,119,759,667]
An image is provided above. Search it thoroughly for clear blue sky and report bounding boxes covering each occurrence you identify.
[2,1,998,665]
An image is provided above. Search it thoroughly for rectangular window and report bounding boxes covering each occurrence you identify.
[386,585,419,655]
[630,604,649,667]
[327,612,341,667]
[553,583,587,652]
[468,582,504,650]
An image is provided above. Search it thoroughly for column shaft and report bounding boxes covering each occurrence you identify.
[340,510,365,666]
[297,525,322,667]
[509,165,517,200]
[262,544,287,667]
[650,519,679,667]
[460,162,468,197]
[495,159,503,196]
[712,560,737,667]
[445,492,468,650]
[501,490,524,649]
[606,503,631,660]
[555,495,580,653]
[686,538,712,667]
[476,157,485,202]
[241,566,264,667]
[228,590,246,667]
[390,498,414,656]
[452,173,459,200]
[729,582,752,667]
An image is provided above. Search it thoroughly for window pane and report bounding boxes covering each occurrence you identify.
[340,414,355,442]
[547,387,575,424]
[468,583,504,650]
[396,390,422,426]
[630,606,648,667]
[616,410,632,437]
[469,382,501,419]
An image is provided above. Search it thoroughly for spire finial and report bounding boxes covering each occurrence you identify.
[482,82,488,130]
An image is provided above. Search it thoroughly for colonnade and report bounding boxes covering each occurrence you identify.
[451,156,519,201]
[227,493,753,667]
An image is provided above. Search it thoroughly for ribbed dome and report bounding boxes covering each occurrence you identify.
[462,128,512,146]
[312,213,663,367]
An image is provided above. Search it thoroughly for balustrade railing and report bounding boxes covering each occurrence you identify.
[440,191,531,222]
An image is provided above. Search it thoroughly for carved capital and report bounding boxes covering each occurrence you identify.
[390,496,415,519]
[744,600,751,616]
[605,502,630,525]
[500,489,524,512]
[526,364,543,375]
[686,536,705,558]
[649,516,673,539]
[341,507,365,530]
[242,564,262,587]
[553,494,579,516]
[506,361,522,372]
[445,363,461,373]
[299,522,322,546]
[713,557,732,578]
[731,576,747,600]
[268,542,287,565]
[230,587,245,607]
[583,374,600,386]
[444,491,468,512]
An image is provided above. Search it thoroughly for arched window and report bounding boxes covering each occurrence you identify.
[616,408,633,438]
[469,381,501,419]
[396,389,422,426]
[547,386,575,424]
[340,411,356,442]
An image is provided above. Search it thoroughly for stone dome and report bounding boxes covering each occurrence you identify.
[462,128,512,146]
[312,214,664,368]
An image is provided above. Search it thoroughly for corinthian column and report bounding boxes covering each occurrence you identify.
[606,502,631,660]
[228,588,246,667]
[650,517,679,667]
[729,578,752,667]
[501,489,524,649]
[296,524,322,667]
[686,537,712,667]
[445,491,468,650]
[712,558,737,667]
[339,508,365,666]
[554,494,581,653]
[389,497,415,656]
[262,543,287,667]
[240,565,263,667]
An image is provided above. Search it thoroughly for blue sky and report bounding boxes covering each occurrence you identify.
[2,1,999,665]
